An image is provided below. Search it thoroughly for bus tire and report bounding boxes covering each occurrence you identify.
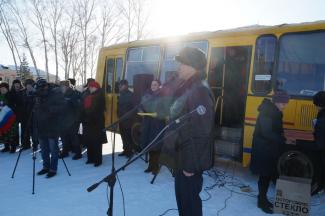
[277,150,321,195]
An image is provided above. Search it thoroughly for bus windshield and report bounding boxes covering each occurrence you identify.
[276,32,325,96]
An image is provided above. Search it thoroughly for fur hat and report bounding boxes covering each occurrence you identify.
[175,47,207,72]
[68,78,76,86]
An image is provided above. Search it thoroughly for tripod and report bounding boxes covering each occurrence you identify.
[11,99,71,194]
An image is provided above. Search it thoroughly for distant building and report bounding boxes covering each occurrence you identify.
[0,64,59,85]
[0,65,17,85]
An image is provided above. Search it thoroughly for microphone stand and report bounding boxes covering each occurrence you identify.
[101,92,153,216]
[87,106,202,216]
[108,95,116,216]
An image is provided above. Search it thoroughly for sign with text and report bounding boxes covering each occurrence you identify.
[274,176,311,216]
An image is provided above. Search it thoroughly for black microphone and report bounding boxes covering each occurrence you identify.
[174,105,206,124]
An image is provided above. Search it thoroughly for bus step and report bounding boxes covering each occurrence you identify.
[214,139,241,158]
[216,127,242,143]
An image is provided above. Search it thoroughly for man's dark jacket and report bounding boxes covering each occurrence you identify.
[117,89,134,128]
[34,87,64,138]
[160,77,215,173]
[250,98,285,176]
[61,88,81,135]
[314,108,325,150]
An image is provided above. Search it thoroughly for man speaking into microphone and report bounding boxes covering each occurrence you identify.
[160,47,215,216]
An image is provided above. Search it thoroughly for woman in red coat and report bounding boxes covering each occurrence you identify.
[82,81,107,167]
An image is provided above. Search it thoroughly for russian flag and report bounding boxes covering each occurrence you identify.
[0,106,16,135]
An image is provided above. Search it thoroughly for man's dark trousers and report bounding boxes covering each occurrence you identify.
[175,170,203,216]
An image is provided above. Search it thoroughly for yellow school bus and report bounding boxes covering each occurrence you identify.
[96,21,325,173]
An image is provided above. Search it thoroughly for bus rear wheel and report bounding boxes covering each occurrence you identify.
[277,150,322,195]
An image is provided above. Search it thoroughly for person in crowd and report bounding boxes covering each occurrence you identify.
[59,80,82,160]
[250,90,290,214]
[82,80,106,167]
[8,79,24,151]
[68,78,77,88]
[139,79,165,175]
[0,82,18,153]
[21,79,37,150]
[160,47,215,216]
[34,79,64,178]
[117,79,135,158]
[312,91,325,190]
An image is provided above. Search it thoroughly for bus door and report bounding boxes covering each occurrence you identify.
[208,46,252,159]
[102,57,124,128]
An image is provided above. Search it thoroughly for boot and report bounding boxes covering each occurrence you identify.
[72,154,82,160]
[1,147,10,152]
[257,196,273,214]
[10,146,16,153]
[37,168,49,175]
[46,171,57,178]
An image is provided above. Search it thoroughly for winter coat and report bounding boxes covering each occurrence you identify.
[314,108,325,150]
[117,89,134,128]
[22,89,36,121]
[61,88,81,135]
[160,76,215,173]
[81,89,107,145]
[34,87,65,138]
[8,89,24,122]
[250,98,286,176]
[139,91,166,151]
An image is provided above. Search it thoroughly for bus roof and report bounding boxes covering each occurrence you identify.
[100,20,325,51]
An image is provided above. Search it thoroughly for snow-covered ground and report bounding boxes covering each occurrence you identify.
[0,132,324,216]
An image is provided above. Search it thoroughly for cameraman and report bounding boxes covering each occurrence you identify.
[34,79,64,178]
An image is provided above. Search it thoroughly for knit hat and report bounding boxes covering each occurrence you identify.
[313,91,325,108]
[88,80,100,89]
[272,91,290,104]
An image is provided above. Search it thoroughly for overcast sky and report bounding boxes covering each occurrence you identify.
[1,0,325,78]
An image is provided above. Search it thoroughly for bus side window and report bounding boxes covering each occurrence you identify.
[115,57,123,93]
[252,35,277,94]
[103,58,115,93]
[125,46,160,87]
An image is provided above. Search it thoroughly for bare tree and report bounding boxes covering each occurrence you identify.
[0,2,21,73]
[133,0,150,40]
[48,0,63,82]
[87,35,98,78]
[9,1,40,77]
[117,0,150,42]
[29,0,50,81]
[117,0,135,42]
[59,12,80,79]
[98,3,124,48]
[74,0,97,84]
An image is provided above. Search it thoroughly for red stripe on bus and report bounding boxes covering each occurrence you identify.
[245,117,294,126]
